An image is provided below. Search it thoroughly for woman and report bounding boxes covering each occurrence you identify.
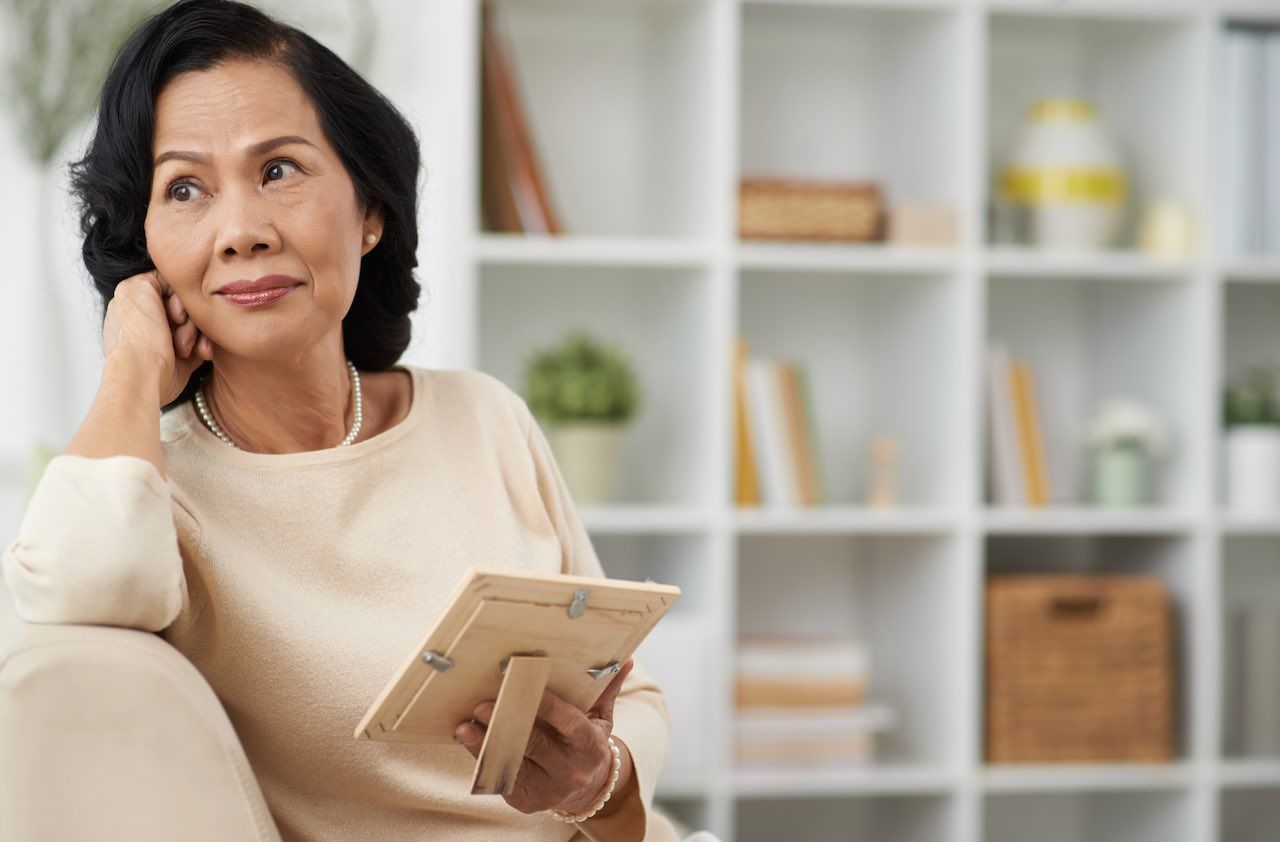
[0,1,680,840]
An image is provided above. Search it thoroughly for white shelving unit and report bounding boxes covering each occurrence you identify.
[419,1,1280,839]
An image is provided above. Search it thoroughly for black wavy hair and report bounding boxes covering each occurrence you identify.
[67,0,424,412]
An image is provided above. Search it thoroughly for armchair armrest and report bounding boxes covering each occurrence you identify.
[0,594,282,842]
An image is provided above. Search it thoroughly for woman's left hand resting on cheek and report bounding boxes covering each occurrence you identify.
[455,659,637,819]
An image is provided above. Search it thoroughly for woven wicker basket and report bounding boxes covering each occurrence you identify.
[985,574,1175,763]
[738,177,883,242]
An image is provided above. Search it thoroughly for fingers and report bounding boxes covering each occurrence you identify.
[173,320,196,359]
[166,289,187,326]
[455,718,484,758]
[532,690,596,747]
[589,659,634,725]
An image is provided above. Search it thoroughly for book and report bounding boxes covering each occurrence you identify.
[986,344,1024,506]
[736,635,868,708]
[746,359,798,506]
[741,357,826,507]
[479,2,562,234]
[794,364,828,504]
[734,338,762,506]
[479,5,522,234]
[779,362,820,506]
[1009,359,1050,507]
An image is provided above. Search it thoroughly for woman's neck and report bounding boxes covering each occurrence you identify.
[202,346,356,453]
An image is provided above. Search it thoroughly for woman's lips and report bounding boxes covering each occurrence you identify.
[217,284,299,308]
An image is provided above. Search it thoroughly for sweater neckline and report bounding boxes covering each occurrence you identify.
[178,364,424,469]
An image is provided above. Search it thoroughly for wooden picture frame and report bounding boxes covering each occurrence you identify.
[354,568,681,795]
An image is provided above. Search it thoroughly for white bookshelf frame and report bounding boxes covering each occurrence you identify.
[417,1,1280,839]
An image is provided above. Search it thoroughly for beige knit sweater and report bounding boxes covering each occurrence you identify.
[2,364,680,842]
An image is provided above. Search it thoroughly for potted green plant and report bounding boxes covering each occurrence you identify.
[1085,398,1168,507]
[524,331,641,504]
[1224,365,1280,514]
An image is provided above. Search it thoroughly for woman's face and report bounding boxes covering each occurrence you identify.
[144,58,382,361]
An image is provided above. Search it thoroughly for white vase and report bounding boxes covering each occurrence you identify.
[1225,426,1280,514]
[1001,98,1126,252]
[546,422,626,505]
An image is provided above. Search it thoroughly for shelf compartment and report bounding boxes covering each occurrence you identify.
[482,0,714,238]
[740,270,965,507]
[1221,536,1280,761]
[985,534,1199,764]
[479,263,714,506]
[986,274,1202,509]
[1220,284,1280,510]
[735,794,956,842]
[986,10,1202,249]
[738,534,961,768]
[984,791,1194,842]
[739,2,964,228]
[1222,787,1280,842]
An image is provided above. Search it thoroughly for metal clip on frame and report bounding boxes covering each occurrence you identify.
[421,650,454,671]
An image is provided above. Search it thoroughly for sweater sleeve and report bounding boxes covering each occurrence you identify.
[521,404,674,842]
[1,454,186,633]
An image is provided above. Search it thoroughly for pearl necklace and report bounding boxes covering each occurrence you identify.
[193,359,363,449]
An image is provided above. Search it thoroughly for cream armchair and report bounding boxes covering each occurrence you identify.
[0,587,282,841]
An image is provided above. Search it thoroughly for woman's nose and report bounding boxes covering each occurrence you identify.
[214,188,281,256]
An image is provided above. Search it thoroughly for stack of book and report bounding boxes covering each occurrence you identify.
[734,635,896,767]
[480,1,562,234]
[986,344,1051,507]
[1223,25,1280,258]
[734,338,827,507]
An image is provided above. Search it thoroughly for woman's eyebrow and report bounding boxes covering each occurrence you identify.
[153,134,317,168]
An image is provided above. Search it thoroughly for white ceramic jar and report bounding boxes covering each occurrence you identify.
[1225,426,1280,515]
[1001,98,1127,251]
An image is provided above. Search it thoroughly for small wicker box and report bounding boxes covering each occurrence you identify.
[985,574,1175,764]
[738,177,883,242]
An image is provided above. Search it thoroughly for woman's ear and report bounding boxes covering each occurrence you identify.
[362,199,385,247]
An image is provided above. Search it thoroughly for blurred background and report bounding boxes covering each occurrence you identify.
[7,0,1280,839]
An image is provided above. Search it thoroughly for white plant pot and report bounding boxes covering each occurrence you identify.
[1001,98,1125,252]
[1225,426,1280,514]
[546,422,627,505]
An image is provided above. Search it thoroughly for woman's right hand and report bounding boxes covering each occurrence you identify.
[102,269,214,406]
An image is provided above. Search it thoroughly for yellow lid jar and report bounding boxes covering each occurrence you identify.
[999,98,1127,251]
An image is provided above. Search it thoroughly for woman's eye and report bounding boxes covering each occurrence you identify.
[265,159,300,183]
[164,179,201,202]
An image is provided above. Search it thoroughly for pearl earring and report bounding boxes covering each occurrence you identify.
[365,234,377,245]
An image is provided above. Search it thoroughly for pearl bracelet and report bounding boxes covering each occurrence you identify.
[549,736,622,823]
